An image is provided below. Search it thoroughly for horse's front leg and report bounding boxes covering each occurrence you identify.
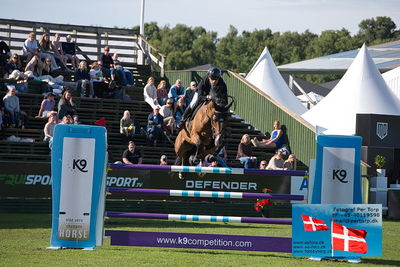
[189,133,203,166]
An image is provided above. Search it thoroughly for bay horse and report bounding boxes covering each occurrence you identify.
[175,98,233,178]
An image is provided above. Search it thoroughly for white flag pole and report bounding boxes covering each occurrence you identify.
[331,219,334,257]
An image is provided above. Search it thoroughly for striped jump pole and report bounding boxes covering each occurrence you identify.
[108,188,304,201]
[109,163,307,177]
[106,212,292,225]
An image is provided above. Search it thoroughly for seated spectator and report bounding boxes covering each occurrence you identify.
[0,97,5,139]
[0,39,11,62]
[143,77,160,109]
[284,154,297,170]
[60,114,74,124]
[174,97,186,128]
[156,80,168,106]
[184,81,197,106]
[112,53,134,86]
[51,33,69,70]
[204,154,222,167]
[160,99,176,136]
[22,32,39,62]
[61,35,79,69]
[75,61,92,97]
[58,90,78,122]
[216,146,228,167]
[90,61,108,98]
[251,120,285,149]
[30,57,68,93]
[3,86,27,128]
[122,141,143,164]
[160,154,168,165]
[36,92,56,118]
[5,54,25,79]
[100,46,116,82]
[236,134,257,169]
[147,106,164,146]
[266,149,287,170]
[120,110,134,141]
[168,79,185,103]
[38,33,60,71]
[259,160,267,169]
[43,113,57,142]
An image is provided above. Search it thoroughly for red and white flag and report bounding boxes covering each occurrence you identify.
[300,214,329,231]
[332,222,368,254]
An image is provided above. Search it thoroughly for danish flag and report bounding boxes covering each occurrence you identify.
[300,214,328,231]
[332,222,368,254]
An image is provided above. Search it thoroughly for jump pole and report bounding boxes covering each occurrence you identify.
[108,188,304,200]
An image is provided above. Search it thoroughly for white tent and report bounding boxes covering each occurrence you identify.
[297,92,324,109]
[302,44,400,135]
[382,66,400,100]
[246,47,307,115]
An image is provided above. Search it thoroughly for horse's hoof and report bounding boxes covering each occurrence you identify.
[179,173,185,180]
[189,155,200,166]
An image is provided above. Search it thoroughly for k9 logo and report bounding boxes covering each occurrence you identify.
[332,169,348,183]
[72,159,88,172]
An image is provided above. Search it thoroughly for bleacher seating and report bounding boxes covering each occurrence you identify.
[1,73,275,167]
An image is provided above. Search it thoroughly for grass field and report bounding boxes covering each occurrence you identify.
[0,213,399,267]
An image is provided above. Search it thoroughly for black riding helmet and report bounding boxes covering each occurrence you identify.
[207,67,221,80]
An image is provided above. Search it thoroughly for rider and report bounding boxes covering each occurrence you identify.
[179,67,228,127]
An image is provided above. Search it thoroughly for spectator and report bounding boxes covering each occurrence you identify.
[0,97,5,138]
[38,33,60,71]
[112,53,134,86]
[90,61,108,98]
[5,54,25,79]
[43,113,57,142]
[100,46,116,81]
[174,97,186,128]
[284,154,297,170]
[266,149,287,170]
[147,106,164,146]
[75,61,92,97]
[24,54,44,77]
[160,99,176,136]
[51,33,69,70]
[36,92,56,118]
[259,160,267,169]
[216,146,228,167]
[122,141,143,164]
[236,134,257,169]
[184,81,197,106]
[3,86,27,128]
[58,90,78,122]
[168,79,185,103]
[204,154,221,167]
[120,110,134,141]
[22,32,39,61]
[60,114,73,124]
[61,35,79,69]
[143,77,160,109]
[160,154,168,165]
[156,80,168,106]
[0,39,11,64]
[251,120,285,149]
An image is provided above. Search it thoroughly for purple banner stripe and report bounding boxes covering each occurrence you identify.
[108,163,307,177]
[106,212,292,225]
[107,188,304,201]
[105,230,292,253]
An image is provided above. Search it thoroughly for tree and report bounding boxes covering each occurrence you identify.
[357,16,396,43]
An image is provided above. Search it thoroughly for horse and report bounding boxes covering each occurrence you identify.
[174,98,233,178]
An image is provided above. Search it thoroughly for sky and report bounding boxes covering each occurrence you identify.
[1,0,400,37]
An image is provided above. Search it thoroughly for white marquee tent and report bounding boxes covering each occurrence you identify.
[382,66,400,100]
[302,44,400,135]
[246,47,307,116]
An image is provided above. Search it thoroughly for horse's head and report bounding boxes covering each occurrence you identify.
[209,99,234,149]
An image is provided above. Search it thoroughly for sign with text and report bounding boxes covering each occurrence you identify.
[50,124,107,249]
[292,204,382,257]
[312,135,362,204]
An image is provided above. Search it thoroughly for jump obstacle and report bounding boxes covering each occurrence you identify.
[105,164,307,253]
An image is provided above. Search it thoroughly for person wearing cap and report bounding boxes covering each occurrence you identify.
[36,92,56,118]
[179,67,228,127]
[184,81,197,107]
[147,106,164,146]
[266,149,288,170]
